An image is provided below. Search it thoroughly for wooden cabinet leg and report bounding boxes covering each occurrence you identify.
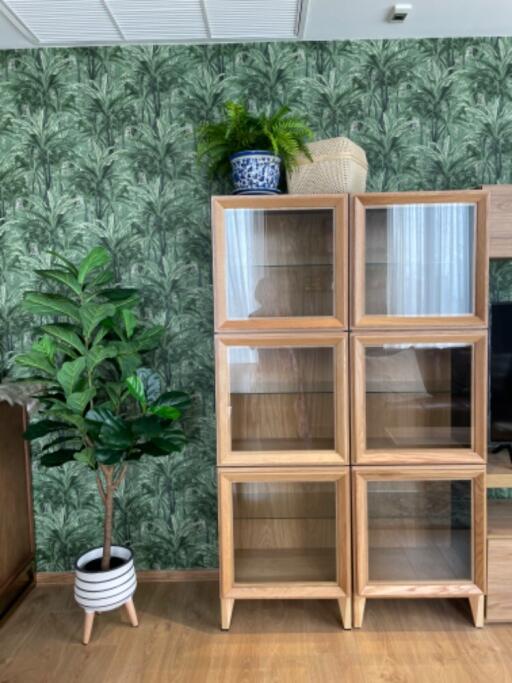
[469,595,484,628]
[221,598,235,630]
[124,598,139,627]
[82,611,95,645]
[337,597,352,629]
[353,596,366,629]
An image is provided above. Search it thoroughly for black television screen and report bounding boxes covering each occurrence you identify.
[490,302,512,444]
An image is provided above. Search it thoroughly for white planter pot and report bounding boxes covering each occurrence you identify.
[74,545,137,614]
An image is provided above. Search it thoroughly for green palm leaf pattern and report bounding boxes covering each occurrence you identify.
[2,38,512,570]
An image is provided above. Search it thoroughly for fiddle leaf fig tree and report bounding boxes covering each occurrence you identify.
[15,246,191,571]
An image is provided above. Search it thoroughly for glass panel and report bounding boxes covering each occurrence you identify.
[225,208,334,319]
[365,343,472,449]
[233,481,337,583]
[365,203,475,317]
[229,346,334,451]
[367,479,472,581]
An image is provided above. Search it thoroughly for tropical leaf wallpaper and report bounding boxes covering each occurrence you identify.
[1,37,512,570]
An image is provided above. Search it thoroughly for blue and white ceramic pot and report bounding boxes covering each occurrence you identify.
[230,150,281,194]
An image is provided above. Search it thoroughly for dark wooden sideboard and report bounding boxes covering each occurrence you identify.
[0,401,35,622]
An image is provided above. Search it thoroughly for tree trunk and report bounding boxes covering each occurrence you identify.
[101,466,115,571]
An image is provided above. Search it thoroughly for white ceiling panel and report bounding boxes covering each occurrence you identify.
[206,0,300,39]
[3,0,121,43]
[304,0,512,41]
[107,0,208,41]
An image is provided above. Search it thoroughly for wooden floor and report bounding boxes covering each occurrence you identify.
[2,581,512,682]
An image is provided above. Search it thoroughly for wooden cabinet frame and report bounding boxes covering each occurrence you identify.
[351,330,488,465]
[351,190,489,329]
[216,332,349,466]
[352,466,486,628]
[218,467,351,629]
[212,194,349,332]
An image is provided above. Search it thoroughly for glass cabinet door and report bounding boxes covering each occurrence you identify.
[233,480,337,583]
[352,192,488,328]
[213,197,348,330]
[216,334,349,466]
[218,468,351,601]
[367,479,472,582]
[352,332,487,464]
[353,467,486,596]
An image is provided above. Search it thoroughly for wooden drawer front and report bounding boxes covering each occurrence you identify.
[487,539,512,622]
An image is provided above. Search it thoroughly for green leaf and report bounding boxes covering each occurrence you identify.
[66,388,96,414]
[80,302,116,338]
[35,269,82,296]
[24,419,68,440]
[117,352,142,380]
[86,407,118,426]
[42,324,86,354]
[152,391,191,414]
[46,409,86,431]
[100,288,139,307]
[86,344,118,371]
[48,250,79,276]
[95,447,125,465]
[125,374,146,406]
[74,448,96,468]
[131,415,162,438]
[132,325,165,352]
[148,405,180,420]
[40,449,77,467]
[56,357,86,396]
[87,407,134,450]
[23,292,80,322]
[122,309,137,338]
[137,368,162,403]
[41,434,80,452]
[31,335,57,361]
[16,351,55,376]
[78,246,111,284]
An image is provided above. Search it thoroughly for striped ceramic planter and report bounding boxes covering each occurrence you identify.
[74,545,137,614]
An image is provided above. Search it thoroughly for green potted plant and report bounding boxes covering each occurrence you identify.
[198,100,313,195]
[14,246,191,644]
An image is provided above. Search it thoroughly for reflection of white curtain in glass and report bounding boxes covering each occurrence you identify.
[386,204,474,316]
[226,209,265,319]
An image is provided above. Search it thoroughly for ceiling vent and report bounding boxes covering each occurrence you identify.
[3,0,122,43]
[205,0,301,39]
[107,0,208,41]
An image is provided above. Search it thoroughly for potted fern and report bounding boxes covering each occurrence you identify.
[14,246,191,644]
[198,101,313,194]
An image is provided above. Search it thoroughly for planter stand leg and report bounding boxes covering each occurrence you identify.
[124,598,139,627]
[82,611,95,645]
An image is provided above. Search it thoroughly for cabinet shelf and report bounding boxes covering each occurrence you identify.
[234,548,337,583]
[487,451,512,488]
[488,500,512,539]
[231,437,335,452]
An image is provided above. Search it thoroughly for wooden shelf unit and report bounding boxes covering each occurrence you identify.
[349,189,489,629]
[212,195,349,332]
[351,190,489,330]
[213,190,489,632]
[215,332,349,467]
[218,467,351,628]
[350,330,488,465]
[352,466,486,628]
[213,195,351,631]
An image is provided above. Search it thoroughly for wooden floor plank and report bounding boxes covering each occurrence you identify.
[2,583,512,683]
